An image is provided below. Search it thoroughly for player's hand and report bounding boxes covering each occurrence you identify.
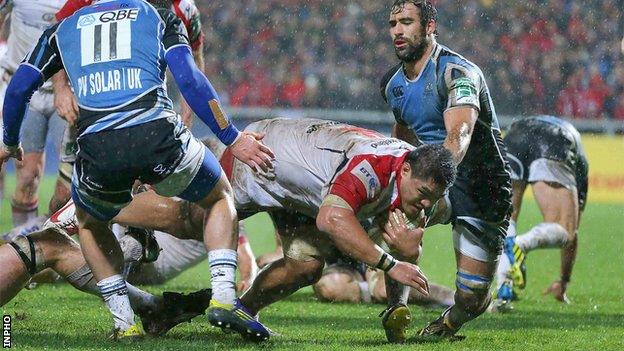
[382,209,424,261]
[54,82,79,125]
[387,260,429,296]
[0,144,23,171]
[237,276,253,293]
[229,132,275,172]
[542,280,570,304]
[180,100,194,128]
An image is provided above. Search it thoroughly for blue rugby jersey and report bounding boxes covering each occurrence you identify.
[381,43,508,178]
[22,0,189,136]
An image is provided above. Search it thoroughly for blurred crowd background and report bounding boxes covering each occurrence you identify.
[197,0,624,120]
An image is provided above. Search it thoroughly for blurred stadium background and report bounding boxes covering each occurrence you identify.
[0,1,623,349]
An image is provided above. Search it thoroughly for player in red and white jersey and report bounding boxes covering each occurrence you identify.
[217,118,456,339]
[2,118,456,340]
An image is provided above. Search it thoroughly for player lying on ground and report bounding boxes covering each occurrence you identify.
[0,204,258,336]
[491,116,588,311]
[3,118,455,341]
[0,0,274,340]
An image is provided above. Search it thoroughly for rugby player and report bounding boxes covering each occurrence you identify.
[28,117,454,341]
[0,0,66,226]
[381,0,512,340]
[0,0,273,339]
[48,0,206,214]
[492,116,588,310]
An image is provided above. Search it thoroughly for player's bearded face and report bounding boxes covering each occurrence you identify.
[389,5,431,62]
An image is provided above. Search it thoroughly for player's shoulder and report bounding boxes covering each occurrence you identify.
[435,44,483,78]
[380,62,402,103]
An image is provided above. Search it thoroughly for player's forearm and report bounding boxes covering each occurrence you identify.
[51,70,70,91]
[165,45,239,145]
[442,125,471,165]
[560,234,577,283]
[316,206,391,268]
[2,65,43,146]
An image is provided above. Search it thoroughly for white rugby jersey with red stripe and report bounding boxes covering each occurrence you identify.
[221,118,415,220]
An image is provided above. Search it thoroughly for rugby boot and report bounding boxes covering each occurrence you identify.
[108,324,145,341]
[207,299,272,342]
[125,226,161,263]
[416,308,465,342]
[379,303,412,343]
[137,288,212,336]
[490,279,515,313]
[504,236,527,289]
[44,200,78,236]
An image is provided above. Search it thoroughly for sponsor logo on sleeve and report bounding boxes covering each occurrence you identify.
[350,160,380,199]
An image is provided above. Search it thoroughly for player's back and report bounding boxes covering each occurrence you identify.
[230,118,413,217]
[52,0,173,133]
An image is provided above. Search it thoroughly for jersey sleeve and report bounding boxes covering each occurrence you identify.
[171,0,204,50]
[327,155,383,212]
[55,0,92,21]
[158,8,190,51]
[22,24,64,81]
[443,62,482,112]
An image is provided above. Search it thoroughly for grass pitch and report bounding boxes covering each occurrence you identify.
[1,175,623,350]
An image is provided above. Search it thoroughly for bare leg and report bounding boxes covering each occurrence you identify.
[241,256,324,315]
[47,178,71,214]
[0,245,31,305]
[12,152,44,225]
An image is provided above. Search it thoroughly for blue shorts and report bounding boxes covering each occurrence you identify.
[71,116,222,221]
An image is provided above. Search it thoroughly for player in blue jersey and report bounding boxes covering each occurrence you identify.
[380,0,512,341]
[492,116,588,311]
[0,0,274,341]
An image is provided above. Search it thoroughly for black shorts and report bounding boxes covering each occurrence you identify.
[504,116,589,211]
[72,116,220,220]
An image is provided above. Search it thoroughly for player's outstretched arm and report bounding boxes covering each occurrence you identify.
[165,45,274,171]
[316,204,429,296]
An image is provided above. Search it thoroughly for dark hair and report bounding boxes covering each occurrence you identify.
[405,144,456,189]
[391,0,438,30]
[148,0,172,9]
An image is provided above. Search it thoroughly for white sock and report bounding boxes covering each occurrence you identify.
[97,275,135,331]
[494,254,511,291]
[506,220,517,237]
[208,249,237,305]
[118,235,143,263]
[126,283,158,312]
[515,222,569,252]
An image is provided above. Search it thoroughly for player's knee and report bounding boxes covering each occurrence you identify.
[29,228,80,264]
[8,228,74,276]
[313,273,360,303]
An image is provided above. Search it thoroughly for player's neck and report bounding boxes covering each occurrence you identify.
[402,41,436,80]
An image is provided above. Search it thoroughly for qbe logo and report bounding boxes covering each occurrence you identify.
[2,315,10,348]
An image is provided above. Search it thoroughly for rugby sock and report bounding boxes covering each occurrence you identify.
[494,253,511,291]
[118,235,144,263]
[97,275,136,331]
[506,220,517,237]
[515,223,569,252]
[11,199,38,226]
[126,283,159,312]
[208,249,237,305]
